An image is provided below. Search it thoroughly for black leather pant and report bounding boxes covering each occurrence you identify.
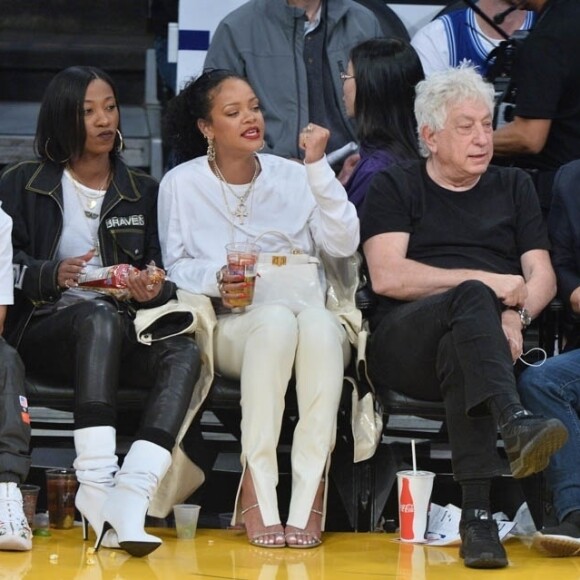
[0,337,30,483]
[368,280,514,481]
[19,299,201,450]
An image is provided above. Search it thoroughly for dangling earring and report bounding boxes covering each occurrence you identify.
[259,140,265,152]
[116,129,124,153]
[207,137,216,162]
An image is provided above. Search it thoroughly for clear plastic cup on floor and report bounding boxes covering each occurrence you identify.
[19,484,40,528]
[173,504,201,539]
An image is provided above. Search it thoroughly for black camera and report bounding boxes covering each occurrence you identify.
[458,0,530,128]
[485,30,529,128]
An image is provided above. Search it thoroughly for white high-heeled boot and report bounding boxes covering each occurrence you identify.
[73,426,119,548]
[95,440,171,557]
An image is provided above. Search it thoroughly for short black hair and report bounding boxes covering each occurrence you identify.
[35,65,123,165]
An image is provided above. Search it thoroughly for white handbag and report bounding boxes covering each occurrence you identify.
[250,231,326,314]
[133,289,198,345]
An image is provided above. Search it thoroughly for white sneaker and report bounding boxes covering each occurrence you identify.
[0,482,32,551]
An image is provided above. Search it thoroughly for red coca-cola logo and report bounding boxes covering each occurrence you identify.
[401,504,414,513]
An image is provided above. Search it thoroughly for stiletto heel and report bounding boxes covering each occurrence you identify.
[95,440,171,558]
[76,485,119,548]
[95,521,114,551]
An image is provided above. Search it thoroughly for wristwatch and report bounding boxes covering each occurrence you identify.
[511,307,532,330]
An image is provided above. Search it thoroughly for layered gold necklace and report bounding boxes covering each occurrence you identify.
[64,166,111,257]
[66,165,111,219]
[210,157,260,225]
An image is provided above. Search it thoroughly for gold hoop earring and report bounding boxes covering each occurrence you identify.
[44,138,56,163]
[259,140,265,152]
[44,137,70,164]
[207,137,216,162]
[116,129,124,153]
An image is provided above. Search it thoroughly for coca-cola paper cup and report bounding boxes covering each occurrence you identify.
[397,470,435,543]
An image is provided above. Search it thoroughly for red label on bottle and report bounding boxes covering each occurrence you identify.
[399,477,415,540]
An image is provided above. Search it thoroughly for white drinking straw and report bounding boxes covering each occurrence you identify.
[411,439,417,474]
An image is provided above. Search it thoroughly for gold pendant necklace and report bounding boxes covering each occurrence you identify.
[65,170,103,256]
[211,157,259,225]
[66,165,110,212]
[66,170,107,219]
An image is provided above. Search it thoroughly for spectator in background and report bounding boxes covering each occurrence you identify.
[361,66,566,569]
[204,0,382,165]
[518,159,580,557]
[341,37,423,212]
[0,206,31,552]
[411,0,534,78]
[149,0,179,99]
[493,0,580,210]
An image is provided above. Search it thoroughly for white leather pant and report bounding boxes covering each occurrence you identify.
[214,305,350,529]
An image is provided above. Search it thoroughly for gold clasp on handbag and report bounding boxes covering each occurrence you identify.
[271,255,287,266]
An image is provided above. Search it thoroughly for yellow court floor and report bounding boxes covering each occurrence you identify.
[4,527,580,580]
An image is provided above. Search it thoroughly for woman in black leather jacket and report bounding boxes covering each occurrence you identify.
[0,66,201,557]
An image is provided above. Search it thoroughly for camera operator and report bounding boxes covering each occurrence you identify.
[493,0,580,210]
[411,0,534,78]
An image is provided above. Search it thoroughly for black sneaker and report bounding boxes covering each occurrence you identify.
[533,516,580,557]
[500,411,568,478]
[459,509,508,569]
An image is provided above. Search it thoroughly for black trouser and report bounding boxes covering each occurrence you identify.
[367,280,513,481]
[19,299,201,451]
[0,337,30,483]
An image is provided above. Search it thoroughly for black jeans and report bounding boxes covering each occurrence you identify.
[368,280,513,481]
[19,299,201,451]
[0,337,30,483]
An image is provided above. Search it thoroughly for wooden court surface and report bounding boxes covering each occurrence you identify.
[5,526,580,579]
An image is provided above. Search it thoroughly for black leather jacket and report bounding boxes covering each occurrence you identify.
[0,159,176,347]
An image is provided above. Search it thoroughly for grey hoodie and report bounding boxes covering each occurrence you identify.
[204,0,382,159]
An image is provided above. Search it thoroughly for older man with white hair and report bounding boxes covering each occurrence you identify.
[361,65,567,569]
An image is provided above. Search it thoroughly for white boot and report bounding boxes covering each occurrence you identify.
[96,440,171,557]
[0,482,32,551]
[74,426,120,548]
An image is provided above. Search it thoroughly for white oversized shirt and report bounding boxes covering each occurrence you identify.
[158,153,359,297]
